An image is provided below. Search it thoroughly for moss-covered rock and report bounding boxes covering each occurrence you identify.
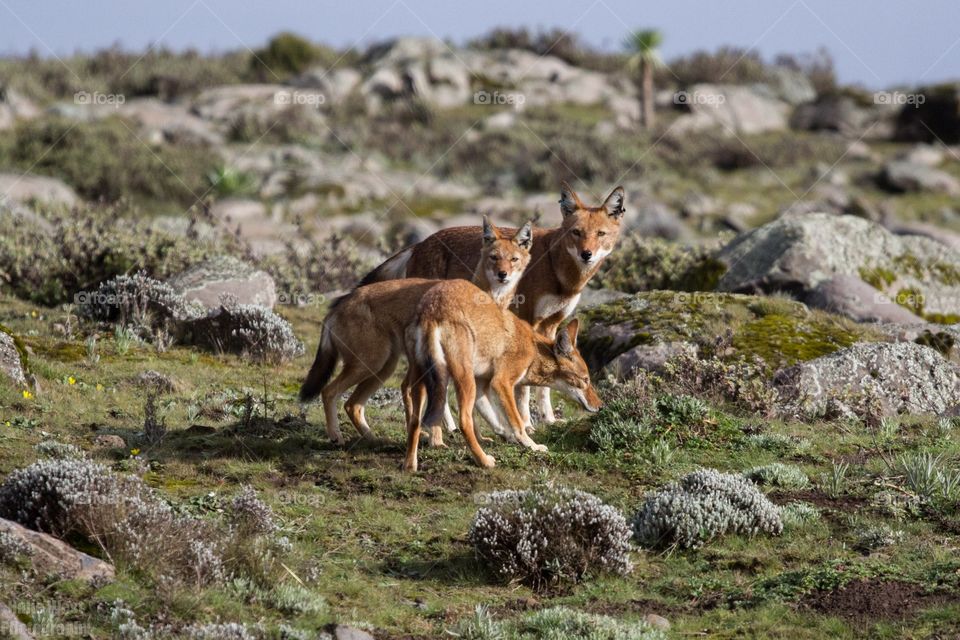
[716,213,960,323]
[578,290,881,373]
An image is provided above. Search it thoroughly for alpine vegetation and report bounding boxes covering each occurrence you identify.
[743,462,810,490]
[469,486,633,589]
[631,469,783,549]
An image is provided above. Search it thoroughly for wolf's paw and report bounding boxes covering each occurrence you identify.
[479,454,496,468]
[529,443,548,453]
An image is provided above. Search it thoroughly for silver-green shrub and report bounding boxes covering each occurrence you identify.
[469,486,633,589]
[631,469,783,549]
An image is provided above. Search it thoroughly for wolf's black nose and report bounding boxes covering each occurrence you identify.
[580,250,592,262]
[497,271,508,281]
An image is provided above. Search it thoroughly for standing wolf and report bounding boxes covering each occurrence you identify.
[360,182,624,428]
[299,218,533,444]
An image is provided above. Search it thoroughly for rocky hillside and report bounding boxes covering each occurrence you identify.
[1,31,960,639]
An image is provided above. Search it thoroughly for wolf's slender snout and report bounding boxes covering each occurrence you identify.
[497,270,509,282]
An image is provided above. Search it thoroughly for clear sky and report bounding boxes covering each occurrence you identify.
[1,0,957,89]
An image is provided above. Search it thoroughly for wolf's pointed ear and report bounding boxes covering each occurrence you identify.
[482,215,498,246]
[559,181,585,217]
[514,221,533,250]
[565,318,580,348]
[554,322,574,357]
[603,186,625,219]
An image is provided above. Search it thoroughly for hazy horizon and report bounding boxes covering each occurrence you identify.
[0,0,958,90]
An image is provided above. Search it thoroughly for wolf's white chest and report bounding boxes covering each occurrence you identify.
[534,293,581,324]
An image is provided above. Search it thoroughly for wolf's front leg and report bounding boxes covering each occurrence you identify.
[493,378,547,452]
[536,387,556,425]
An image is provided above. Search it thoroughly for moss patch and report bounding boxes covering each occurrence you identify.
[580,291,880,370]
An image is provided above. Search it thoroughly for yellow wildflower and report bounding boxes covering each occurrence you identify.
[21,390,32,400]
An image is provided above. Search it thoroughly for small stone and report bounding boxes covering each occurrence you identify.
[644,613,671,630]
[92,434,126,449]
[325,624,375,640]
[0,517,114,583]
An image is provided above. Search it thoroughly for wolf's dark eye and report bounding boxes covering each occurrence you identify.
[511,257,518,262]
[571,229,581,237]
[597,231,606,237]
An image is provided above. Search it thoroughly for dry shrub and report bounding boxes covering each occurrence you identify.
[469,485,632,589]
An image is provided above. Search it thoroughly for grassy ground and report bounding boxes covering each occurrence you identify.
[2,291,960,639]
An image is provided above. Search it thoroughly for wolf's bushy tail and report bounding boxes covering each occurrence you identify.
[417,325,449,430]
[358,246,413,286]
[299,322,338,402]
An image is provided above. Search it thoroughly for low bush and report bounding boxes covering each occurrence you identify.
[0,461,289,589]
[451,605,666,640]
[662,352,779,416]
[469,485,633,589]
[249,32,341,80]
[781,502,821,530]
[79,272,203,330]
[631,468,783,549]
[181,302,304,364]
[1,117,219,205]
[744,463,810,490]
[0,203,231,306]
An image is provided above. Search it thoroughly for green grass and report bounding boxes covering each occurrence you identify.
[2,293,960,638]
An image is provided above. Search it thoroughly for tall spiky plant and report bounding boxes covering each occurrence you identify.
[624,29,664,128]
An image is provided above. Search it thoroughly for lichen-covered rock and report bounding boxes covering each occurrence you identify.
[0,173,78,208]
[0,602,33,640]
[716,213,960,320]
[0,517,114,583]
[774,341,960,418]
[169,255,277,311]
[605,341,697,378]
[631,469,783,549]
[579,290,877,373]
[804,274,924,323]
[182,303,304,364]
[881,160,960,196]
[0,328,26,387]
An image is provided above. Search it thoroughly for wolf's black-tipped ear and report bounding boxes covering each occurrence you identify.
[482,215,498,246]
[559,181,584,217]
[515,221,533,250]
[603,186,625,219]
[554,323,574,357]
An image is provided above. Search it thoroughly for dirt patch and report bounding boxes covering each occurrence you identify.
[800,579,952,622]
[772,489,867,512]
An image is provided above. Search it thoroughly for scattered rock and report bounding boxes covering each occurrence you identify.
[880,160,960,195]
[0,330,26,387]
[579,288,630,309]
[169,255,278,310]
[804,275,924,324]
[716,213,960,319]
[289,67,363,104]
[0,517,114,583]
[0,173,79,208]
[897,144,944,167]
[0,602,33,640]
[790,95,866,135]
[673,84,789,135]
[889,221,960,252]
[323,624,375,640]
[208,198,297,256]
[643,613,671,631]
[91,434,127,449]
[605,341,697,378]
[774,342,960,417]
